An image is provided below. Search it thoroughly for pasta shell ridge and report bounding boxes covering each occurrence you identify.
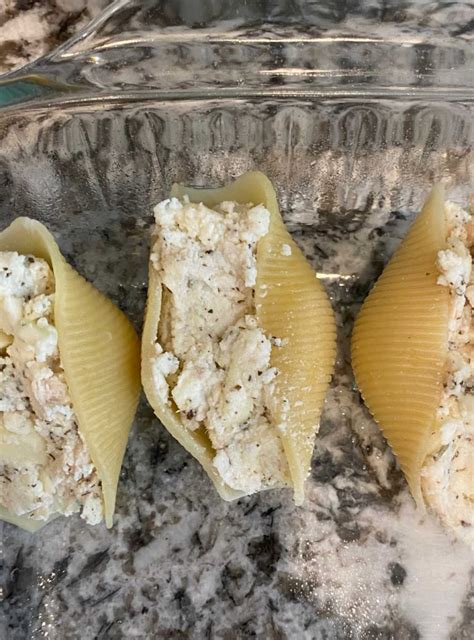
[144,171,336,503]
[0,218,141,527]
[351,186,449,504]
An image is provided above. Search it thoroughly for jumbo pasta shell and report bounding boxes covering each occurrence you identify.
[351,187,449,505]
[142,171,336,503]
[0,218,140,528]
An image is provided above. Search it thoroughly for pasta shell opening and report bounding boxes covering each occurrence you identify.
[0,218,140,529]
[142,171,336,503]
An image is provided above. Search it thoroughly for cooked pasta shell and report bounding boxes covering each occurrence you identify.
[0,505,57,532]
[142,171,336,504]
[351,187,449,505]
[0,218,140,528]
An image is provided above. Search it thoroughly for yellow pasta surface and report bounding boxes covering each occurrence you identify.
[351,187,449,505]
[142,171,336,503]
[0,218,141,528]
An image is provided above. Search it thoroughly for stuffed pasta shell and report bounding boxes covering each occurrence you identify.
[0,218,140,530]
[352,187,473,545]
[142,171,336,504]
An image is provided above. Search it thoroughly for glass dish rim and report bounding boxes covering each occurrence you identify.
[0,0,473,113]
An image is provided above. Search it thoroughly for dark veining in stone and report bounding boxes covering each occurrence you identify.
[389,562,407,587]
[0,1,113,74]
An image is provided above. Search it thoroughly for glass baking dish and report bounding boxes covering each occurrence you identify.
[0,1,472,638]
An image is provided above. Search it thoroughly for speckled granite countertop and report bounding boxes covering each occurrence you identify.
[0,2,473,639]
[0,0,111,74]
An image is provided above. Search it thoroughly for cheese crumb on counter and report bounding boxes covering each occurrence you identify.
[421,201,474,546]
[150,196,290,493]
[0,251,103,525]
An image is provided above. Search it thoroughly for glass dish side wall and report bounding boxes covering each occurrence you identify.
[1,0,473,105]
[0,95,472,639]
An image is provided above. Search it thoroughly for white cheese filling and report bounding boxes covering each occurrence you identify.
[150,196,290,493]
[421,201,474,546]
[0,251,103,525]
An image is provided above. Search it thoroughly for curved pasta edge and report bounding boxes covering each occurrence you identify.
[0,217,141,528]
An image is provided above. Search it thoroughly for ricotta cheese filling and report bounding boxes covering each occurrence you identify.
[421,201,474,545]
[0,251,103,525]
[150,196,290,494]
